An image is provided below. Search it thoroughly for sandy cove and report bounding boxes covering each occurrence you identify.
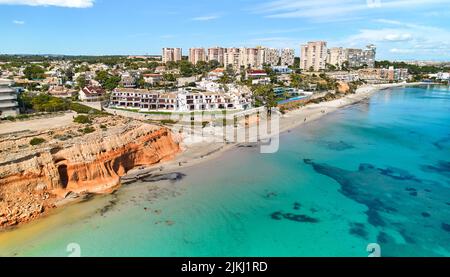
[124,82,426,181]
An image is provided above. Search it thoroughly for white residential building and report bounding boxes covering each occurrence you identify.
[327,47,346,69]
[280,48,295,66]
[109,86,252,112]
[264,48,280,66]
[300,41,328,71]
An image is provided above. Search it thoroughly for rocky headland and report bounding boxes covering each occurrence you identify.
[0,116,180,228]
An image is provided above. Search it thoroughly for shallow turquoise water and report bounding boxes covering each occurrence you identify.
[0,85,449,257]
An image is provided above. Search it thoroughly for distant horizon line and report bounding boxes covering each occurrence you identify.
[1,53,449,63]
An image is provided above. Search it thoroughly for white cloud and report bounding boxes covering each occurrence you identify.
[254,0,450,20]
[13,20,25,24]
[341,19,450,58]
[0,0,94,8]
[389,48,414,54]
[191,15,220,21]
[348,29,413,42]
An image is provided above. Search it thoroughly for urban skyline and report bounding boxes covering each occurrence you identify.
[0,0,450,60]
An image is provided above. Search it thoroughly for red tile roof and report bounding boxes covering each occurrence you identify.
[82,86,106,97]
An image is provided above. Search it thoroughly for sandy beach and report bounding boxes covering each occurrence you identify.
[123,82,425,181]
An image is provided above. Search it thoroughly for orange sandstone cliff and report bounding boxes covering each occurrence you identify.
[0,120,180,228]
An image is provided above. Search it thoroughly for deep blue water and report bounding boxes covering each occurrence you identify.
[0,85,449,257]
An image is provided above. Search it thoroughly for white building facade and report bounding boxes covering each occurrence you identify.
[0,80,19,118]
[110,86,252,113]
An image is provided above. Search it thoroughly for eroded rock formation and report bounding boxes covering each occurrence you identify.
[0,118,180,228]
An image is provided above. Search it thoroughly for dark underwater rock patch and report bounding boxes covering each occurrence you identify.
[442,223,450,233]
[264,191,278,199]
[283,213,319,223]
[377,232,392,244]
[99,196,119,217]
[399,229,416,244]
[142,172,186,183]
[349,223,369,240]
[303,159,450,254]
[320,140,355,151]
[378,167,420,182]
[270,211,319,223]
[421,161,450,178]
[270,212,283,220]
[365,209,386,227]
[293,202,302,210]
[433,135,450,150]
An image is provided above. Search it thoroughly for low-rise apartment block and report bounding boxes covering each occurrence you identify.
[109,86,252,113]
[358,67,409,83]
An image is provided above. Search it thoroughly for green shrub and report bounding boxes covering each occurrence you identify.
[160,119,177,125]
[30,137,46,146]
[74,115,92,124]
[100,124,108,130]
[70,102,102,114]
[16,114,30,120]
[79,126,96,134]
[3,116,16,121]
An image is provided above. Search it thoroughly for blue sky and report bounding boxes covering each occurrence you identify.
[1,0,449,60]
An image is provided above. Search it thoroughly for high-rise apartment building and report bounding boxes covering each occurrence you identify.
[240,47,265,69]
[224,48,241,69]
[300,41,328,71]
[280,48,295,66]
[264,48,280,66]
[327,47,346,69]
[345,44,376,68]
[162,48,182,63]
[189,48,206,65]
[207,47,225,65]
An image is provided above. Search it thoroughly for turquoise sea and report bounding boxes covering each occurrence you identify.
[0,85,449,257]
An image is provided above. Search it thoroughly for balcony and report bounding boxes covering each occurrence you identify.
[0,101,18,108]
[0,94,17,101]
